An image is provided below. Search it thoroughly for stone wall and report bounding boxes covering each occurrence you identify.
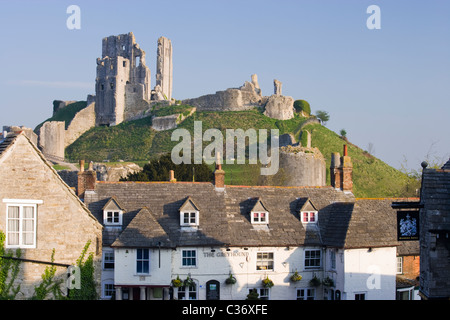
[95,32,151,126]
[263,95,294,120]
[38,121,65,159]
[155,36,173,101]
[182,77,264,112]
[64,101,95,147]
[0,134,102,299]
[182,75,295,120]
[277,146,326,187]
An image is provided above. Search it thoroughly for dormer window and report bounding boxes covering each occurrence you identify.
[301,211,317,223]
[179,197,199,227]
[105,210,121,225]
[252,212,268,224]
[250,198,269,225]
[103,197,124,227]
[299,198,318,224]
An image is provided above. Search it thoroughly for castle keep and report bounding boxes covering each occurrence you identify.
[95,32,173,127]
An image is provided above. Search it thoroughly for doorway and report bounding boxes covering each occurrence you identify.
[206,280,220,300]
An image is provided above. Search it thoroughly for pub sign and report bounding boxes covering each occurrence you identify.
[397,211,419,241]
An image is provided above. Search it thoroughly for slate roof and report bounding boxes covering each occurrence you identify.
[420,164,450,232]
[84,181,412,251]
[0,133,19,158]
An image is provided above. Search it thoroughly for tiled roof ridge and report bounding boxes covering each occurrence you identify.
[95,180,335,190]
[355,197,420,201]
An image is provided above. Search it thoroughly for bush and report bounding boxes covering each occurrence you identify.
[293,100,311,115]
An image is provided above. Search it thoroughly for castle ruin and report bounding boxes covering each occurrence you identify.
[95,32,173,127]
[95,32,151,126]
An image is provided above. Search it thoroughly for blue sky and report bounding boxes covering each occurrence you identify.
[1,0,449,171]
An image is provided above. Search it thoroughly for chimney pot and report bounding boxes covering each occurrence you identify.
[169,170,176,182]
[343,145,348,157]
[79,160,85,172]
[214,152,225,190]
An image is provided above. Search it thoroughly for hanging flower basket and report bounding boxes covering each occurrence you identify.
[171,275,183,287]
[309,275,321,287]
[184,276,195,287]
[262,276,274,288]
[290,271,303,282]
[225,274,237,285]
[322,276,335,287]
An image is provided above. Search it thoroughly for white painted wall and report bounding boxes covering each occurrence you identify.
[111,245,398,300]
[170,246,327,300]
[343,247,397,300]
[114,247,172,286]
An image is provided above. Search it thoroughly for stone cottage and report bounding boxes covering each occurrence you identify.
[0,132,103,299]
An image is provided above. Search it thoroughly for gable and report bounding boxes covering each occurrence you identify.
[103,196,125,212]
[112,207,171,248]
[299,198,318,212]
[0,133,102,228]
[179,197,199,212]
[250,198,268,213]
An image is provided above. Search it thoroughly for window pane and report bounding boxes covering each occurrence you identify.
[303,212,308,222]
[7,206,20,246]
[309,212,315,222]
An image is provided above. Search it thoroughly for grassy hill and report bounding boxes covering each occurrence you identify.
[34,101,88,133]
[64,107,419,198]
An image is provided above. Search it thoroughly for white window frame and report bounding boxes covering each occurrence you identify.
[177,281,198,300]
[181,249,197,267]
[180,211,199,227]
[296,288,316,300]
[301,211,318,224]
[103,249,115,270]
[248,288,270,300]
[136,248,150,275]
[256,252,274,271]
[3,199,42,249]
[102,280,115,299]
[396,256,403,274]
[103,210,123,226]
[355,292,366,300]
[304,249,321,269]
[251,211,269,224]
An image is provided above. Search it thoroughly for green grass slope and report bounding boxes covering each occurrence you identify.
[65,108,418,198]
[34,101,88,133]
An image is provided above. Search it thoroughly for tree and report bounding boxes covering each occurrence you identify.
[293,100,311,115]
[339,129,347,139]
[316,110,330,126]
[122,153,214,182]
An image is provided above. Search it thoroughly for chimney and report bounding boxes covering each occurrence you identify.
[214,152,225,190]
[330,145,353,192]
[340,145,353,192]
[77,160,97,199]
[330,152,341,189]
[169,170,176,182]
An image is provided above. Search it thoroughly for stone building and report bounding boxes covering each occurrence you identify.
[418,159,450,299]
[82,149,408,300]
[0,132,103,299]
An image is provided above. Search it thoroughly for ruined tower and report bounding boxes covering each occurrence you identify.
[155,36,173,101]
[95,32,151,126]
